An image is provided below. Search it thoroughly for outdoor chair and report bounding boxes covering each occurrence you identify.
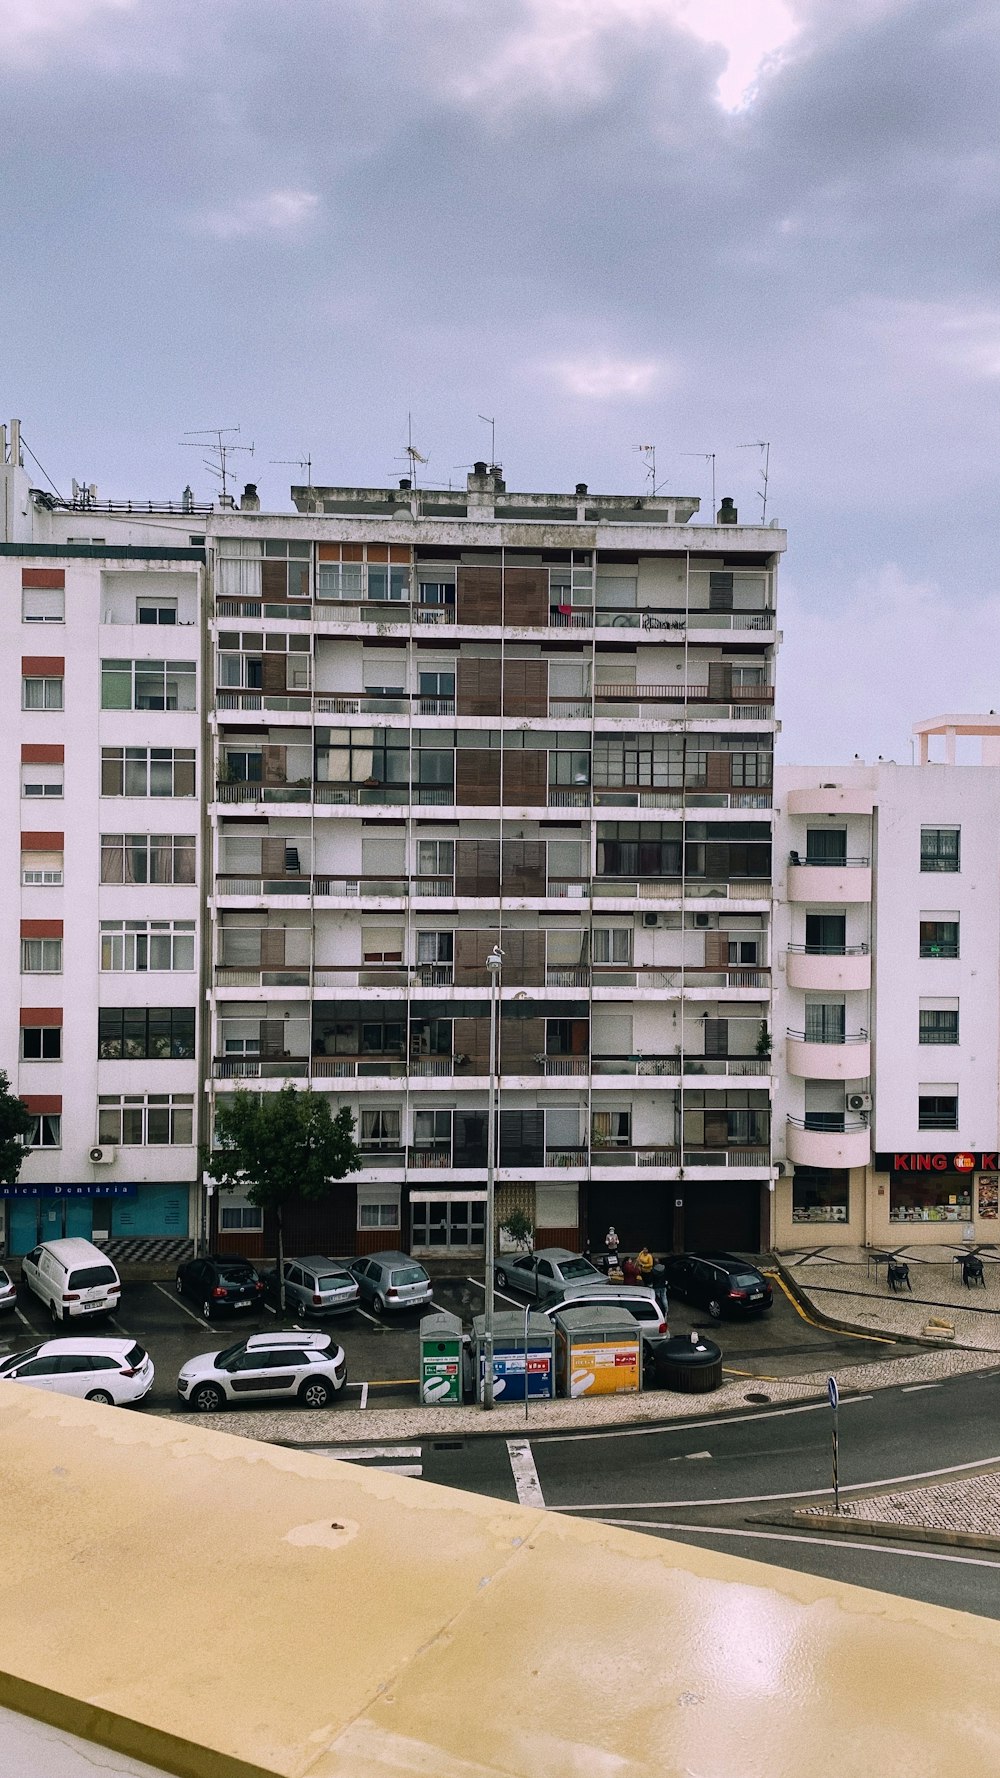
[962,1255,986,1288]
[887,1260,911,1292]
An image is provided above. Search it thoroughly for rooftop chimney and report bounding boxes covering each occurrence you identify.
[575,482,588,496]
[717,496,737,525]
[472,460,488,476]
[399,477,411,491]
[239,482,260,512]
[181,486,194,513]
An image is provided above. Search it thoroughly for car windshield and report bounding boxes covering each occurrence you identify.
[0,1345,41,1373]
[215,1342,247,1369]
[68,1265,117,1289]
[732,1272,762,1287]
[218,1269,254,1287]
[390,1267,427,1287]
[317,1274,351,1291]
[560,1259,600,1280]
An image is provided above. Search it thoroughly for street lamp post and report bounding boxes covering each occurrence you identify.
[483,945,503,1410]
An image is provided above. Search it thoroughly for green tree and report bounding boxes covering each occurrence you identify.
[203,1087,360,1311]
[0,1070,34,1186]
[499,1207,533,1253]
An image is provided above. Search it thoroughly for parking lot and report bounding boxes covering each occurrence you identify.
[0,1262,904,1417]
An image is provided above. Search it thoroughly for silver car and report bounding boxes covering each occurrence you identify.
[349,1252,433,1314]
[267,1256,360,1317]
[176,1330,346,1412]
[494,1248,607,1306]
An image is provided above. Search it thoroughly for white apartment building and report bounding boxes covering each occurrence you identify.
[1,422,785,1263]
[773,718,1000,1248]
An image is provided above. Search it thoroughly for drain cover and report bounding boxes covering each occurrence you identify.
[744,1391,771,1404]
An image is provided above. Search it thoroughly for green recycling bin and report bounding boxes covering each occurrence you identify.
[419,1309,463,1405]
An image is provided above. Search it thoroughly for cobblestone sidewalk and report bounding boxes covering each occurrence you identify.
[780,1244,1000,1350]
[795,1467,1000,1550]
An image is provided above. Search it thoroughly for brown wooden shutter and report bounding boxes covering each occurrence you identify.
[456,657,502,716]
[456,749,501,805]
[262,745,285,784]
[709,572,734,611]
[259,1019,284,1057]
[261,562,286,601]
[454,929,494,987]
[708,662,733,700]
[260,928,286,968]
[501,840,546,894]
[706,752,733,791]
[703,1018,729,1057]
[704,842,729,879]
[502,929,545,987]
[261,838,287,878]
[500,1015,545,1073]
[262,653,287,694]
[455,839,500,896]
[502,749,548,805]
[704,931,729,969]
[704,1110,729,1145]
[503,566,548,625]
[502,659,548,717]
[453,1017,492,1072]
[456,565,502,624]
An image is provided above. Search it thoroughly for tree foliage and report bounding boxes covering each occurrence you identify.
[0,1071,35,1187]
[204,1086,360,1213]
[500,1207,534,1251]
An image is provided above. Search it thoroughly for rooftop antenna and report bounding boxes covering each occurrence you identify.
[633,443,668,497]
[393,412,428,489]
[478,414,498,471]
[738,440,770,523]
[681,451,716,516]
[271,453,313,489]
[181,425,254,502]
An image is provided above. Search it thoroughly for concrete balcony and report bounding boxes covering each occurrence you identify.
[786,786,875,816]
[786,1031,870,1080]
[786,1117,871,1169]
[785,946,871,992]
[786,861,871,903]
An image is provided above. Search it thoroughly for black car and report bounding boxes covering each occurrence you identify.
[175,1254,265,1320]
[661,1251,772,1319]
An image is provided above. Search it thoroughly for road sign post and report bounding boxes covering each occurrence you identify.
[827,1375,840,1514]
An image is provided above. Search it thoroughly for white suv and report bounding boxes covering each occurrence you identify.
[177,1331,347,1413]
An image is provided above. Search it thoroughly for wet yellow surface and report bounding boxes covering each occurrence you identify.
[0,1382,998,1777]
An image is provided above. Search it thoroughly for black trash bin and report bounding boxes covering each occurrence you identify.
[652,1333,723,1394]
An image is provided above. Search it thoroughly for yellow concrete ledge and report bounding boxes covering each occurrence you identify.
[1,1383,1000,1777]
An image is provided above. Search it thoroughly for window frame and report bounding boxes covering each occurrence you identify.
[22,676,63,711]
[920,828,960,873]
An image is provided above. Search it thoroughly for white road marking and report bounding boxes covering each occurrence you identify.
[535,1392,875,1446]
[594,1518,1000,1570]
[673,1450,712,1461]
[153,1282,211,1328]
[360,1381,369,1411]
[304,1444,422,1477]
[466,1275,525,1310]
[506,1439,546,1509]
[15,1308,36,1332]
[355,1307,381,1326]
[901,1383,942,1394]
[557,1450,1000,1514]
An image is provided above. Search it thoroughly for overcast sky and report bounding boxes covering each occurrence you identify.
[2,0,997,762]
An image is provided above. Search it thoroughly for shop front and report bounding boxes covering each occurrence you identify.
[773,1165,862,1248]
[872,1152,999,1244]
[2,1181,191,1258]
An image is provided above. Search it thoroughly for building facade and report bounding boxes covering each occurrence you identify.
[773,720,1000,1247]
[1,424,785,1261]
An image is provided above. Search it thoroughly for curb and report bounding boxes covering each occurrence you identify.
[774,1258,932,1348]
[758,1506,1000,1555]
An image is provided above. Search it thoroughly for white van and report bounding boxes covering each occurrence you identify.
[21,1239,121,1324]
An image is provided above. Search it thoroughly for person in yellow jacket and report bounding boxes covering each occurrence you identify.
[635,1245,654,1281]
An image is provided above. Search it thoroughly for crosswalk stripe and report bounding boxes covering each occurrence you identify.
[301,1445,423,1477]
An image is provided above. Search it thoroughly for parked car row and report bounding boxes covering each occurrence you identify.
[495,1246,772,1320]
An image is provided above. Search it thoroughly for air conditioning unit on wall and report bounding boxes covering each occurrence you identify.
[89,1145,116,1165]
[847,1092,873,1114]
[642,912,660,928]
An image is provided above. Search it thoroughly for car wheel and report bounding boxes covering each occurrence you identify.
[191,1383,225,1413]
[299,1378,333,1409]
[707,1296,723,1320]
[85,1389,115,1406]
[495,1268,509,1290]
[49,1299,62,1325]
[201,1299,214,1320]
[372,1293,386,1315]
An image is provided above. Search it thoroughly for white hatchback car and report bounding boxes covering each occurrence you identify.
[0,1337,154,1406]
[177,1330,347,1413]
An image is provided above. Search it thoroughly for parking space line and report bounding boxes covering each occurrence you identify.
[506,1439,545,1509]
[152,1282,211,1329]
[15,1308,39,1334]
[465,1276,523,1310]
[360,1381,369,1410]
[356,1307,381,1326]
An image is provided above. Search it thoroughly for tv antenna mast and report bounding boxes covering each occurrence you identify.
[738,440,771,523]
[271,453,313,489]
[394,413,428,488]
[681,451,716,516]
[478,413,499,470]
[633,443,667,496]
[181,425,254,502]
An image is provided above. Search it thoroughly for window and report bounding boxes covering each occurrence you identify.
[21,939,62,973]
[792,1167,850,1224]
[101,748,196,798]
[21,850,63,886]
[417,839,454,877]
[920,918,959,959]
[805,828,847,864]
[25,1114,61,1148]
[919,1007,959,1045]
[22,586,64,623]
[219,1194,263,1232]
[360,1108,402,1151]
[549,749,591,787]
[21,763,62,799]
[100,920,195,971]
[100,834,196,884]
[316,543,409,603]
[100,659,196,711]
[728,938,760,964]
[136,597,177,625]
[592,927,632,964]
[97,1094,194,1145]
[592,1109,631,1148]
[413,1109,450,1151]
[918,1093,958,1131]
[805,913,846,954]
[22,677,62,710]
[921,828,960,872]
[891,1174,971,1223]
[221,750,262,784]
[21,1026,61,1060]
[98,1008,196,1060]
[804,1003,846,1043]
[359,1201,400,1229]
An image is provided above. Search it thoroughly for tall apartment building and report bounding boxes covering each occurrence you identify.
[1,424,784,1263]
[773,716,1000,1247]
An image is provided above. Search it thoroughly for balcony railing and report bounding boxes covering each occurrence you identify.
[789,1114,868,1135]
[265,599,774,633]
[590,1055,770,1077]
[785,943,869,956]
[786,1028,869,1044]
[589,1145,770,1168]
[787,854,870,868]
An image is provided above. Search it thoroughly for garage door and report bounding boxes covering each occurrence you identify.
[681,1180,762,1253]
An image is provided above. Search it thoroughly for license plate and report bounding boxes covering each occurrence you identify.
[750,1291,763,1300]
[233,1299,253,1309]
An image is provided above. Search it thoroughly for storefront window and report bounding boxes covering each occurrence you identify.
[792,1167,849,1224]
[890,1175,972,1223]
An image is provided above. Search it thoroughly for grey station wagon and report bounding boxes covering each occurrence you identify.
[265,1256,360,1317]
[349,1252,433,1314]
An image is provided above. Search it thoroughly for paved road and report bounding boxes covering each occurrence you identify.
[313,1367,1000,1619]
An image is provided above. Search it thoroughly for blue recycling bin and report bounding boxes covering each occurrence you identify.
[472,1310,556,1403]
